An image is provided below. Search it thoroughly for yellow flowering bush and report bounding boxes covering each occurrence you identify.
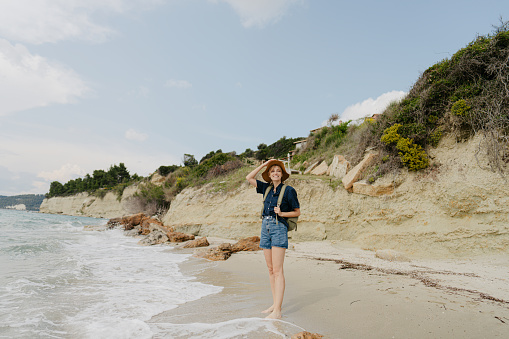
[451,99,471,117]
[381,124,429,171]
[380,124,402,145]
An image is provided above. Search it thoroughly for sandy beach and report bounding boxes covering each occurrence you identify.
[152,238,509,338]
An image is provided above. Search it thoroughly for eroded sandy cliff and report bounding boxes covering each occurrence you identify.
[40,186,138,219]
[162,134,509,258]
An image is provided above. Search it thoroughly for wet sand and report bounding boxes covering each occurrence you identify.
[152,239,509,338]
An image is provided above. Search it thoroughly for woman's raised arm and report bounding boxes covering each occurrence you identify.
[246,160,272,187]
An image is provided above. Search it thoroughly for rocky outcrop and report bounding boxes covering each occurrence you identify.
[167,231,195,242]
[195,243,234,261]
[150,173,167,185]
[310,161,328,175]
[183,237,210,248]
[230,236,261,252]
[327,155,350,179]
[341,153,377,190]
[352,181,394,196]
[138,230,168,246]
[303,161,320,174]
[291,332,324,339]
[194,236,262,261]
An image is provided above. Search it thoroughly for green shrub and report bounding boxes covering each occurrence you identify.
[398,140,429,171]
[428,127,443,147]
[135,183,168,209]
[381,124,429,171]
[451,99,471,117]
[381,124,402,145]
[207,160,243,178]
[193,152,235,178]
[426,59,451,84]
[158,165,180,176]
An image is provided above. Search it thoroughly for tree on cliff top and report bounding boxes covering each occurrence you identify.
[46,163,137,198]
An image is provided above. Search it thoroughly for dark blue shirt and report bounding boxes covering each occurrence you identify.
[256,180,300,228]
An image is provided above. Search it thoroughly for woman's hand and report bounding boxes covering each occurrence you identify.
[246,159,275,187]
[274,205,282,216]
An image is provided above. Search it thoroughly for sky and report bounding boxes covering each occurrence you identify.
[0,0,507,196]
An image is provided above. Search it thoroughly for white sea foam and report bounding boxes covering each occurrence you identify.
[150,318,306,339]
[1,210,305,338]
[0,210,222,338]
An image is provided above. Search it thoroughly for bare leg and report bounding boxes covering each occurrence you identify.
[265,246,286,319]
[262,248,275,313]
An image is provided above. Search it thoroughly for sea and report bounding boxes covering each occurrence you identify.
[0,209,296,339]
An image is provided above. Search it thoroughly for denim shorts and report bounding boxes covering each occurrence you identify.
[260,216,288,249]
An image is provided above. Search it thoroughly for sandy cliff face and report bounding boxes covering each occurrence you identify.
[39,186,138,219]
[39,134,508,257]
[162,134,509,258]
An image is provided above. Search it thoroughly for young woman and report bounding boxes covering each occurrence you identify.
[246,159,300,319]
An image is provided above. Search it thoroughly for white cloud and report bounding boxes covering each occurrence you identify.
[336,90,407,124]
[125,128,148,141]
[210,0,302,28]
[0,0,166,44]
[165,79,192,89]
[0,134,181,194]
[37,163,86,182]
[0,39,89,116]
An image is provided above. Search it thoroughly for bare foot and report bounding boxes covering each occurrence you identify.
[261,305,274,314]
[265,310,282,319]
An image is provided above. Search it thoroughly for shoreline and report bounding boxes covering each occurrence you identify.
[155,238,509,338]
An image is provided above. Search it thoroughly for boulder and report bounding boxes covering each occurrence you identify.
[150,172,166,185]
[303,161,320,175]
[341,153,377,190]
[310,161,328,175]
[138,230,169,246]
[328,155,350,179]
[125,227,141,237]
[106,217,122,229]
[195,243,233,261]
[352,181,394,197]
[183,237,210,248]
[167,231,195,242]
[141,217,171,234]
[121,213,146,230]
[291,332,324,339]
[231,236,261,252]
[375,249,411,262]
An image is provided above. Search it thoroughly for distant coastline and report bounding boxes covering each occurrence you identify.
[0,194,45,211]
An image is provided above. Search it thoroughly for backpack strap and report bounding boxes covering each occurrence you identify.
[260,185,273,218]
[277,184,287,207]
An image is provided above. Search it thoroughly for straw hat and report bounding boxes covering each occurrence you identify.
[262,159,290,183]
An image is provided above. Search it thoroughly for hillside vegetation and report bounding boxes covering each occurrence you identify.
[46,22,509,215]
